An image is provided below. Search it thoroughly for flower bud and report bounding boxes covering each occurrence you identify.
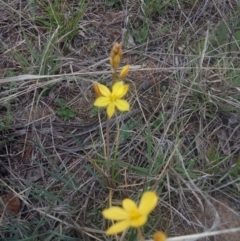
[112,55,121,69]
[112,42,122,55]
[93,82,101,98]
[153,232,167,241]
[119,65,130,79]
[110,42,122,70]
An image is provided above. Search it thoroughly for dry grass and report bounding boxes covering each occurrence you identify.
[0,0,240,240]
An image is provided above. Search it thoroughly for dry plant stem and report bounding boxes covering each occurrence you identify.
[137,228,145,241]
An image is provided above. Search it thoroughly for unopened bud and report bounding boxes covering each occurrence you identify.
[93,82,101,98]
[153,232,167,241]
[112,55,121,69]
[110,43,122,70]
[119,65,130,79]
[112,43,122,55]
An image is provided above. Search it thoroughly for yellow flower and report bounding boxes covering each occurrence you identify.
[119,65,130,79]
[153,231,167,241]
[94,81,130,119]
[102,191,158,235]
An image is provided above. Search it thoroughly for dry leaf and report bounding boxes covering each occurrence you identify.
[0,193,21,215]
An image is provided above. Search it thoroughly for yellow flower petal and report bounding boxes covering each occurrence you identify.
[94,97,111,107]
[105,220,130,235]
[122,198,138,213]
[138,191,158,215]
[129,214,147,227]
[98,84,111,97]
[107,102,115,119]
[115,99,130,111]
[112,81,129,99]
[112,81,124,95]
[118,84,129,98]
[102,207,129,220]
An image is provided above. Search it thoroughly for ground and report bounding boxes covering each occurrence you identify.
[0,0,240,240]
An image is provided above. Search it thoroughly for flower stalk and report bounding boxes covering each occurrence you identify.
[106,117,111,186]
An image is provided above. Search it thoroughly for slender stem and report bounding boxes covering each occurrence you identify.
[106,118,111,186]
[111,114,120,182]
[112,69,116,86]
[137,228,145,241]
